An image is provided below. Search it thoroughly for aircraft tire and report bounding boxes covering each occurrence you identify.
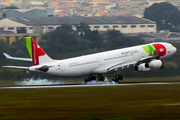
[98,74,105,81]
[92,76,96,80]
[100,77,105,81]
[115,74,123,81]
[119,75,123,81]
[161,65,165,69]
[84,79,89,83]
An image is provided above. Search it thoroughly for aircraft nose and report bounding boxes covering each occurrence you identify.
[172,46,177,55]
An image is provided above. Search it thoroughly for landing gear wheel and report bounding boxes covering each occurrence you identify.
[114,74,123,83]
[98,74,105,81]
[84,75,96,84]
[91,76,96,80]
[161,65,165,69]
[119,75,123,81]
[84,79,89,83]
[115,74,123,80]
[88,75,96,81]
[25,69,30,82]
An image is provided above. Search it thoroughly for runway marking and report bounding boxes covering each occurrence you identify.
[0,81,180,89]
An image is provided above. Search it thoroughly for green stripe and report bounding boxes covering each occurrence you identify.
[148,45,154,56]
[142,45,157,56]
[23,37,32,59]
[142,46,150,56]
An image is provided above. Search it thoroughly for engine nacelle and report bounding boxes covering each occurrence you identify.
[134,63,151,71]
[145,60,162,69]
[38,65,49,72]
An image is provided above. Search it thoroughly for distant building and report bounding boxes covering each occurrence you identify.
[0,8,55,18]
[125,31,180,42]
[148,0,165,6]
[0,0,23,8]
[92,9,107,16]
[0,33,41,44]
[0,16,157,34]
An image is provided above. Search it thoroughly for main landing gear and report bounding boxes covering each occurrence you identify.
[25,69,30,82]
[84,75,96,83]
[84,74,105,83]
[84,73,123,84]
[111,74,123,83]
[111,69,123,83]
[98,74,105,81]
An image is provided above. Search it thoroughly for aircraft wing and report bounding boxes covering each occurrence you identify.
[137,54,159,64]
[93,61,137,73]
[107,54,159,72]
[3,53,32,62]
[94,53,160,73]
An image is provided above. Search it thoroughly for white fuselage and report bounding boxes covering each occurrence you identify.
[29,42,177,77]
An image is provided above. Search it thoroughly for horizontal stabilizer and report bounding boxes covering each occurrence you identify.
[3,53,32,61]
[2,66,28,69]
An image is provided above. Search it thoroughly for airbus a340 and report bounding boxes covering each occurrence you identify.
[3,37,177,83]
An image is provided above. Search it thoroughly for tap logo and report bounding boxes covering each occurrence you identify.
[24,37,45,65]
[142,43,166,57]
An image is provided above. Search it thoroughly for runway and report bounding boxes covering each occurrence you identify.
[0,81,180,89]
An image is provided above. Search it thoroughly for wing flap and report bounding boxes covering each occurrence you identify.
[93,61,137,73]
[3,53,32,62]
[108,61,137,71]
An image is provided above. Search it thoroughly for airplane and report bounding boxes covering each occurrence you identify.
[3,37,177,83]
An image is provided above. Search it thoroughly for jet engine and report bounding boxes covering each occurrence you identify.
[134,63,151,71]
[38,65,49,72]
[145,60,162,69]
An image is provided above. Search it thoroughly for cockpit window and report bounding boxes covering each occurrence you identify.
[160,48,164,52]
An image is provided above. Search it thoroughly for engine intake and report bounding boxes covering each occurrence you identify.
[134,63,151,71]
[145,60,162,69]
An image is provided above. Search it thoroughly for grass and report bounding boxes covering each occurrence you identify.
[0,83,180,120]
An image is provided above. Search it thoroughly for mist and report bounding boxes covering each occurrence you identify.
[16,78,65,85]
[82,80,117,85]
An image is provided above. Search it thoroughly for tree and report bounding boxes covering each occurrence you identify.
[41,24,79,55]
[0,39,8,58]
[7,36,28,57]
[4,5,19,9]
[102,30,144,50]
[144,2,180,32]
[75,22,91,38]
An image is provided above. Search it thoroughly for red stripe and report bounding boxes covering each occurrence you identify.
[30,38,46,65]
[153,43,166,56]
[31,38,39,65]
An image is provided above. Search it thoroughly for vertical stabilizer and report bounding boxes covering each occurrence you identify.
[23,37,54,65]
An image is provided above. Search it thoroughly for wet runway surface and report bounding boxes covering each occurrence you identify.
[0,81,180,89]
